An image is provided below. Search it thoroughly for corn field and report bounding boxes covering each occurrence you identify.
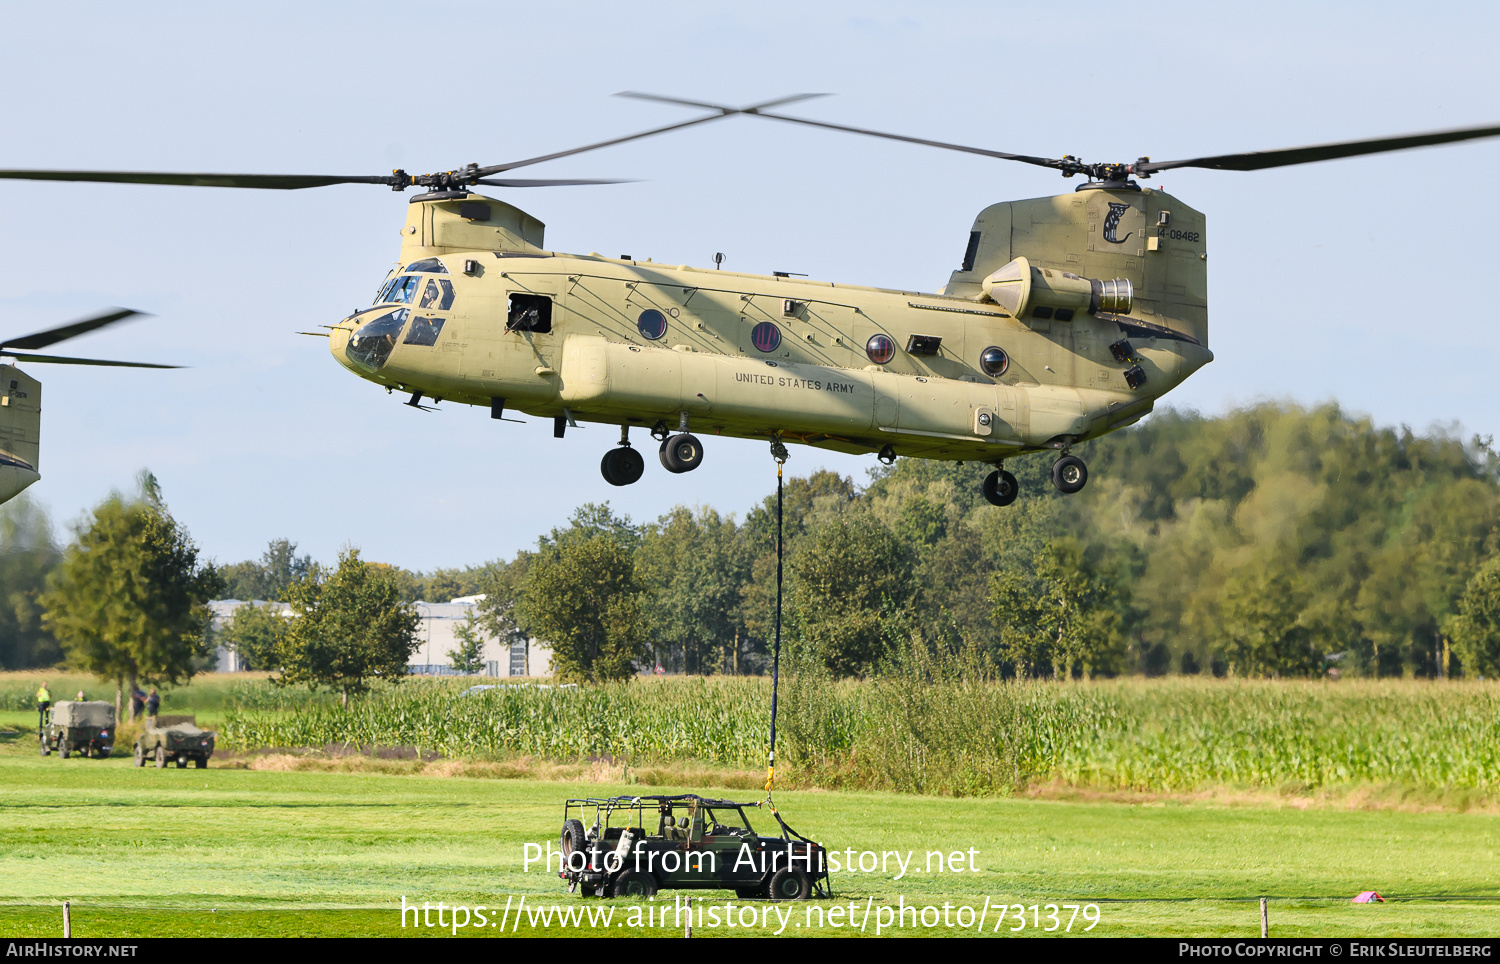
[215,676,1500,797]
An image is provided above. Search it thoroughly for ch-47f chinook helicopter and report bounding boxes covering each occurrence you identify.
[0,309,174,505]
[4,97,1498,506]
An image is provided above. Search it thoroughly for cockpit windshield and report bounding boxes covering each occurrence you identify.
[374,274,421,306]
[375,273,456,309]
[404,258,449,274]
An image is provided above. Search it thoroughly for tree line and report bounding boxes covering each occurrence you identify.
[467,402,1500,681]
[5,403,1500,688]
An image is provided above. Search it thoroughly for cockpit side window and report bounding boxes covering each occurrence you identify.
[419,278,457,311]
[507,293,552,333]
[404,258,449,274]
[403,315,445,346]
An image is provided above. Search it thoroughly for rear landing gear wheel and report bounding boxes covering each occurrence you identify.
[982,469,1019,507]
[600,446,645,486]
[1052,455,1088,494]
[659,433,704,473]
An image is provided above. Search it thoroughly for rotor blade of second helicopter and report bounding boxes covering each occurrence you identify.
[0,351,181,368]
[0,308,144,352]
[0,170,391,189]
[1138,122,1500,174]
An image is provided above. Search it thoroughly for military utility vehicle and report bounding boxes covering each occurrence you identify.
[559,794,830,900]
[134,716,216,769]
[39,700,115,759]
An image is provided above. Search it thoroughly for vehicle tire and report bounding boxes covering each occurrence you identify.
[769,868,811,901]
[40,741,49,757]
[195,757,208,769]
[659,433,704,474]
[155,746,166,769]
[60,746,70,759]
[560,819,587,867]
[134,744,145,767]
[1051,455,1088,494]
[982,469,1019,507]
[611,870,658,899]
[601,446,645,487]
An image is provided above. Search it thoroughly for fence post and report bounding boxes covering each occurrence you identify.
[63,901,70,938]
[1260,897,1268,938]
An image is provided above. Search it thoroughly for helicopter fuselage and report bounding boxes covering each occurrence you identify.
[329,187,1211,471]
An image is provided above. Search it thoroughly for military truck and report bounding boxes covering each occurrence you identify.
[559,794,831,900]
[39,700,116,759]
[134,716,216,769]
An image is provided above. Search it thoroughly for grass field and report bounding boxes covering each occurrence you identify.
[1,733,1497,939]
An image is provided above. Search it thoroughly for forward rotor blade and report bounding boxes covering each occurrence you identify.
[618,92,1061,170]
[1,351,180,368]
[1137,122,1500,174]
[473,112,741,177]
[1,308,145,352]
[0,171,390,190]
[615,91,829,114]
[471,177,635,187]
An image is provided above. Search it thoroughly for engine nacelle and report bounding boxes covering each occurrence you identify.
[981,257,1132,320]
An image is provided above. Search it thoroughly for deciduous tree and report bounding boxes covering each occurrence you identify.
[42,473,223,717]
[279,549,419,706]
[519,537,646,682]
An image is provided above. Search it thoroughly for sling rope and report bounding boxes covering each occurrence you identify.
[764,435,788,796]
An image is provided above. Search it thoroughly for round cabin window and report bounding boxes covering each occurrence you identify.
[980,346,1009,377]
[637,309,668,341]
[865,333,896,365]
[751,321,782,353]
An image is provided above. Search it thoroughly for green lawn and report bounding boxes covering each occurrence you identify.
[1,739,1496,938]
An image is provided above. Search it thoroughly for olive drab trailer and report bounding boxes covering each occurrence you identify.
[40,700,116,759]
[0,96,1495,505]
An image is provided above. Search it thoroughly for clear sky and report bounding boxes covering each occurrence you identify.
[2,1,1497,571]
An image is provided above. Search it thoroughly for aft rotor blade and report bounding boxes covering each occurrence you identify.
[1,308,145,352]
[471,177,635,187]
[0,170,391,190]
[1,351,181,368]
[1138,122,1500,174]
[619,92,1062,170]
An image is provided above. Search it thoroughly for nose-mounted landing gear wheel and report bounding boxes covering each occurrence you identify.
[601,425,645,486]
[982,468,1019,506]
[1051,454,1089,494]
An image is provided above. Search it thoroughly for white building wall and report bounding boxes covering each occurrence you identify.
[210,598,553,678]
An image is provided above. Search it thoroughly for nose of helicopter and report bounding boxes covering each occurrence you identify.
[332,306,413,375]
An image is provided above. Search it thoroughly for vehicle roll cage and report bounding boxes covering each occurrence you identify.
[561,793,819,846]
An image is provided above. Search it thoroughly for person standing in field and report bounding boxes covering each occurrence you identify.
[35,681,51,733]
[130,686,146,721]
[146,688,160,727]
[75,690,85,700]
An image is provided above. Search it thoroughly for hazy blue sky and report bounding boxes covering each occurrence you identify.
[2,1,1497,571]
